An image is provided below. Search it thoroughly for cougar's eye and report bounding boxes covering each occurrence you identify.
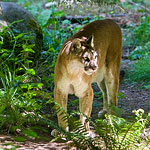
[84,57,90,62]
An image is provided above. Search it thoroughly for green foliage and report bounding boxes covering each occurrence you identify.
[127,16,150,87]
[18,1,76,89]
[132,15,150,46]
[14,136,26,142]
[0,23,49,134]
[123,12,150,88]
[0,67,22,129]
[0,26,35,70]
[129,42,150,60]
[0,65,44,131]
[22,128,39,138]
[0,0,70,135]
[124,14,150,49]
[52,107,150,149]
[94,109,150,149]
[22,1,70,49]
[128,53,150,89]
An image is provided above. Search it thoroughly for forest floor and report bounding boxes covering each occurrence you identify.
[0,2,150,150]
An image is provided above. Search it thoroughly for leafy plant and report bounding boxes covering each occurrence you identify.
[128,43,150,60]
[125,14,150,48]
[128,53,150,89]
[123,12,150,88]
[51,107,150,150]
[0,66,24,130]
[132,15,150,46]
[95,109,150,149]
[0,24,48,134]
[17,1,73,89]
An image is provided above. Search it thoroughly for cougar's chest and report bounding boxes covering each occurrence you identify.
[67,60,83,76]
[66,60,89,97]
[66,60,86,84]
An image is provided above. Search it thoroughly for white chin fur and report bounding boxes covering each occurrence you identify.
[84,69,97,75]
[84,71,94,75]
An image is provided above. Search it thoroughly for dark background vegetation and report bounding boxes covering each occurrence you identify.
[0,0,150,149]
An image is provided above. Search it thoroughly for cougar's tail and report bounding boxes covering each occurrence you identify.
[119,70,125,83]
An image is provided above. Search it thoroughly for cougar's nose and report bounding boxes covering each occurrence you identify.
[92,65,97,70]
[84,66,89,71]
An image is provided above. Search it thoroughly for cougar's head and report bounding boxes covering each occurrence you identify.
[67,35,98,75]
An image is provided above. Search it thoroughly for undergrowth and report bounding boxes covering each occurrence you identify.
[128,53,150,89]
[124,10,150,88]
[51,105,150,150]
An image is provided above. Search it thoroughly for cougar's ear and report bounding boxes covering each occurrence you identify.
[71,38,82,53]
[61,41,72,55]
[87,35,94,48]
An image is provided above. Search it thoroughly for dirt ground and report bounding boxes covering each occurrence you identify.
[0,135,76,150]
[119,60,150,117]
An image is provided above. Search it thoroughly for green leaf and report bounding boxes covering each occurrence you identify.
[37,83,43,88]
[23,129,38,138]
[26,69,35,75]
[0,105,5,114]
[38,9,53,26]
[14,33,25,39]
[145,85,150,89]
[118,91,126,99]
[24,2,30,7]
[26,60,33,64]
[14,137,26,142]
[62,19,71,25]
[2,142,14,146]
[1,53,9,57]
[22,48,35,53]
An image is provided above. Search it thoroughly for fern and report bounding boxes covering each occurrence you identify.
[50,103,150,150]
[52,102,100,149]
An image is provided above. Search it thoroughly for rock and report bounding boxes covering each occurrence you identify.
[0,2,43,63]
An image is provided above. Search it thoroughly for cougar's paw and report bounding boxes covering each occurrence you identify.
[86,130,96,138]
[51,129,59,137]
[98,110,107,118]
[51,126,69,137]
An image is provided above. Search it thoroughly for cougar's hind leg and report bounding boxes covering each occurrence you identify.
[97,79,108,117]
[104,67,120,114]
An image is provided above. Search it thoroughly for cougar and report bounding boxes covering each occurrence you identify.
[53,19,122,134]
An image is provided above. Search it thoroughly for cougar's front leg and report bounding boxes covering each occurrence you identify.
[54,87,69,131]
[79,87,93,130]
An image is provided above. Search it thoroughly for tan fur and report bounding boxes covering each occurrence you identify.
[54,19,122,131]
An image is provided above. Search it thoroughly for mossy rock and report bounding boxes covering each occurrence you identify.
[0,2,43,62]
